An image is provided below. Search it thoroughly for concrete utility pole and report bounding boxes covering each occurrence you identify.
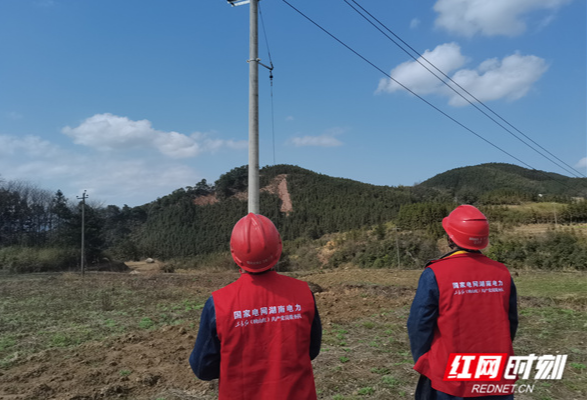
[228,0,260,214]
[77,190,88,275]
[394,227,401,267]
[553,204,558,226]
[248,0,260,214]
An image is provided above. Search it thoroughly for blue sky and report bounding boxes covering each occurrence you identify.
[0,0,586,207]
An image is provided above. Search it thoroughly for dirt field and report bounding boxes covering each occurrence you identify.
[0,265,585,400]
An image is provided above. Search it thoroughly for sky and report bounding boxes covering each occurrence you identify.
[0,0,586,207]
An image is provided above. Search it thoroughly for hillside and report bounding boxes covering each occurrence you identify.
[124,165,415,259]
[417,163,586,203]
[114,163,585,260]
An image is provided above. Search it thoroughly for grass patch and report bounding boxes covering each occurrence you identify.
[139,317,155,330]
[514,271,586,300]
[570,362,586,370]
[0,336,16,351]
[370,367,391,375]
[381,375,400,388]
[357,386,374,395]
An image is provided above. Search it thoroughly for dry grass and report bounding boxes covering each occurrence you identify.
[504,223,587,238]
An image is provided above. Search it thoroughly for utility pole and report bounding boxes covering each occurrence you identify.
[228,0,260,214]
[394,227,401,267]
[553,204,558,226]
[248,0,260,214]
[77,190,88,275]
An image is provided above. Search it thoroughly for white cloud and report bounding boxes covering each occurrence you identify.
[70,159,198,204]
[154,131,201,158]
[433,0,572,37]
[0,135,62,158]
[575,157,587,169]
[377,43,467,95]
[410,18,421,29]
[285,116,295,122]
[377,43,548,107]
[0,132,202,206]
[290,129,344,147]
[62,113,158,150]
[191,132,248,153]
[445,53,548,106]
[1,114,248,205]
[62,113,246,158]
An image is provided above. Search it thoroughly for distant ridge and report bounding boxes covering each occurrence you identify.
[417,163,586,198]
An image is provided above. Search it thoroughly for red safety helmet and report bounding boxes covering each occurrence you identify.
[230,213,282,273]
[442,205,489,250]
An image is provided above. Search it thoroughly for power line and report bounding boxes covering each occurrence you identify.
[259,3,277,165]
[280,0,579,191]
[259,3,273,67]
[343,0,585,179]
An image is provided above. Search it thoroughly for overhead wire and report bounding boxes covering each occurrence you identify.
[343,0,585,179]
[259,2,277,165]
[279,0,579,190]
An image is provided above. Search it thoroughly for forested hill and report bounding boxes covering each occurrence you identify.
[127,164,416,259]
[120,163,585,259]
[417,163,586,203]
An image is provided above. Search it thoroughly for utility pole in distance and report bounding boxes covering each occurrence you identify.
[393,227,401,267]
[77,190,88,275]
[227,0,260,214]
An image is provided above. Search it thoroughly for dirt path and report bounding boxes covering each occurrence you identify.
[260,174,293,214]
[277,175,293,214]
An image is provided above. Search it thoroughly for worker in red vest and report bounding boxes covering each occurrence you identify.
[407,205,518,400]
[189,213,322,400]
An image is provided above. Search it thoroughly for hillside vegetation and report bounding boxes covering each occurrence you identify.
[0,163,586,272]
[418,163,586,204]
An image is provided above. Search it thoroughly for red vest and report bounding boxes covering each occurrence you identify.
[212,270,317,400]
[414,252,516,397]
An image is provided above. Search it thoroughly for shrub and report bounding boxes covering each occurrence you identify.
[332,231,438,269]
[487,230,586,270]
[0,246,79,273]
